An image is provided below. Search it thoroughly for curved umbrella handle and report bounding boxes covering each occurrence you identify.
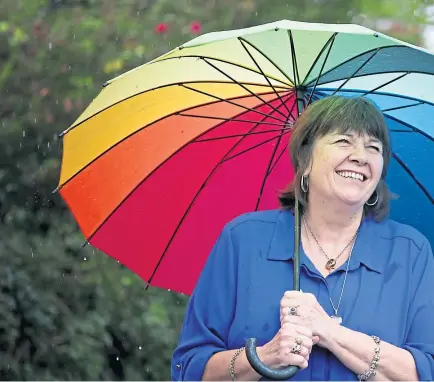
[245,338,299,380]
[244,200,303,380]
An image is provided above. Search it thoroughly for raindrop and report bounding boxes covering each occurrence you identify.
[116,356,119,361]
[34,118,37,123]
[23,130,26,137]
[31,249,34,258]
[48,42,52,50]
[168,289,171,292]
[84,257,87,261]
[137,11,140,16]
[138,346,142,350]
[47,142,50,148]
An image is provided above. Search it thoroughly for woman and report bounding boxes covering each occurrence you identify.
[171,96,434,381]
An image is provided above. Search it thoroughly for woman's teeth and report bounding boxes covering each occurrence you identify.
[336,171,365,182]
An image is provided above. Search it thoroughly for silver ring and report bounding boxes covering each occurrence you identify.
[291,344,302,354]
[289,306,298,316]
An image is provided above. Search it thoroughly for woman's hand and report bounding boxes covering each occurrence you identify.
[280,290,339,347]
[258,293,317,370]
[260,320,315,370]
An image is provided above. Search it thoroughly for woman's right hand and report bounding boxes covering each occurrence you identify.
[259,320,315,370]
[257,294,317,370]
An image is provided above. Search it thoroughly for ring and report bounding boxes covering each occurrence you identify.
[288,306,298,316]
[291,344,302,354]
[295,336,303,345]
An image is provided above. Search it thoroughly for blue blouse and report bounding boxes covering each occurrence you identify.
[171,209,434,381]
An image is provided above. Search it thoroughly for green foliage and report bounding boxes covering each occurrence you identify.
[0,0,429,379]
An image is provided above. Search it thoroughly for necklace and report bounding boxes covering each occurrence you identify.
[328,238,356,324]
[303,215,359,271]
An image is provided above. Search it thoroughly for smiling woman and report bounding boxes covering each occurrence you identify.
[171,96,434,381]
[279,96,392,222]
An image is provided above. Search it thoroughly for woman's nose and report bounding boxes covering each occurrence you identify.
[349,145,368,164]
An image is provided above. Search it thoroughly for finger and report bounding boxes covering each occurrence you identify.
[293,334,313,350]
[294,324,313,338]
[313,335,320,345]
[281,297,302,308]
[280,322,296,337]
[284,290,304,299]
[284,315,303,326]
[284,354,308,370]
[284,335,313,353]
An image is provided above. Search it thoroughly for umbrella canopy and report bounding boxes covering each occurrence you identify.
[57,20,434,296]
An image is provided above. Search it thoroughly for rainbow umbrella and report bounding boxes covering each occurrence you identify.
[57,17,434,294]
[57,19,434,379]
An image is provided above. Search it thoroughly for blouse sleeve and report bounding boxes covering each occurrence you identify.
[402,239,434,381]
[171,223,237,381]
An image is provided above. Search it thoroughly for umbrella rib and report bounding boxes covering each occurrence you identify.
[237,37,294,84]
[222,130,291,163]
[359,72,409,97]
[177,113,287,126]
[381,101,424,112]
[59,81,287,137]
[390,129,417,133]
[179,83,288,123]
[194,127,292,143]
[268,139,289,176]
[267,102,298,175]
[155,54,292,87]
[201,57,289,120]
[306,33,337,106]
[384,114,434,143]
[303,33,338,85]
[255,113,293,211]
[288,30,301,90]
[331,48,381,96]
[146,101,291,286]
[392,152,434,204]
[55,91,284,192]
[315,88,434,110]
[304,44,404,87]
[237,37,294,117]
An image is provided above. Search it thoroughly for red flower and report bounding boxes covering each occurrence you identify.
[40,88,49,97]
[154,23,168,34]
[189,21,201,34]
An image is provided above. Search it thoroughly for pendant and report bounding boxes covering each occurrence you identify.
[325,258,337,270]
[331,315,342,324]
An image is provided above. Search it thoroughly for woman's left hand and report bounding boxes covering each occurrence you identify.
[280,290,340,347]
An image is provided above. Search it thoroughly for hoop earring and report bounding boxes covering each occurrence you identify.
[366,191,378,207]
[300,175,309,193]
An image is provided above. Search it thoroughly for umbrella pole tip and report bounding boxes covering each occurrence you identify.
[52,186,60,194]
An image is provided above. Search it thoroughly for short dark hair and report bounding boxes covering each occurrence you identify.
[279,95,393,221]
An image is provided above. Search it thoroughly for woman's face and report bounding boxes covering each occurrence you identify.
[306,130,384,208]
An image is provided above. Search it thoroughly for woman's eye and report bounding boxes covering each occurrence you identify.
[336,139,350,144]
[369,145,381,152]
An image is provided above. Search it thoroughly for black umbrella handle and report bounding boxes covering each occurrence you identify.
[245,338,299,380]
[245,201,302,380]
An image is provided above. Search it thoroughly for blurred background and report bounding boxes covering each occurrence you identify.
[0,0,433,380]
